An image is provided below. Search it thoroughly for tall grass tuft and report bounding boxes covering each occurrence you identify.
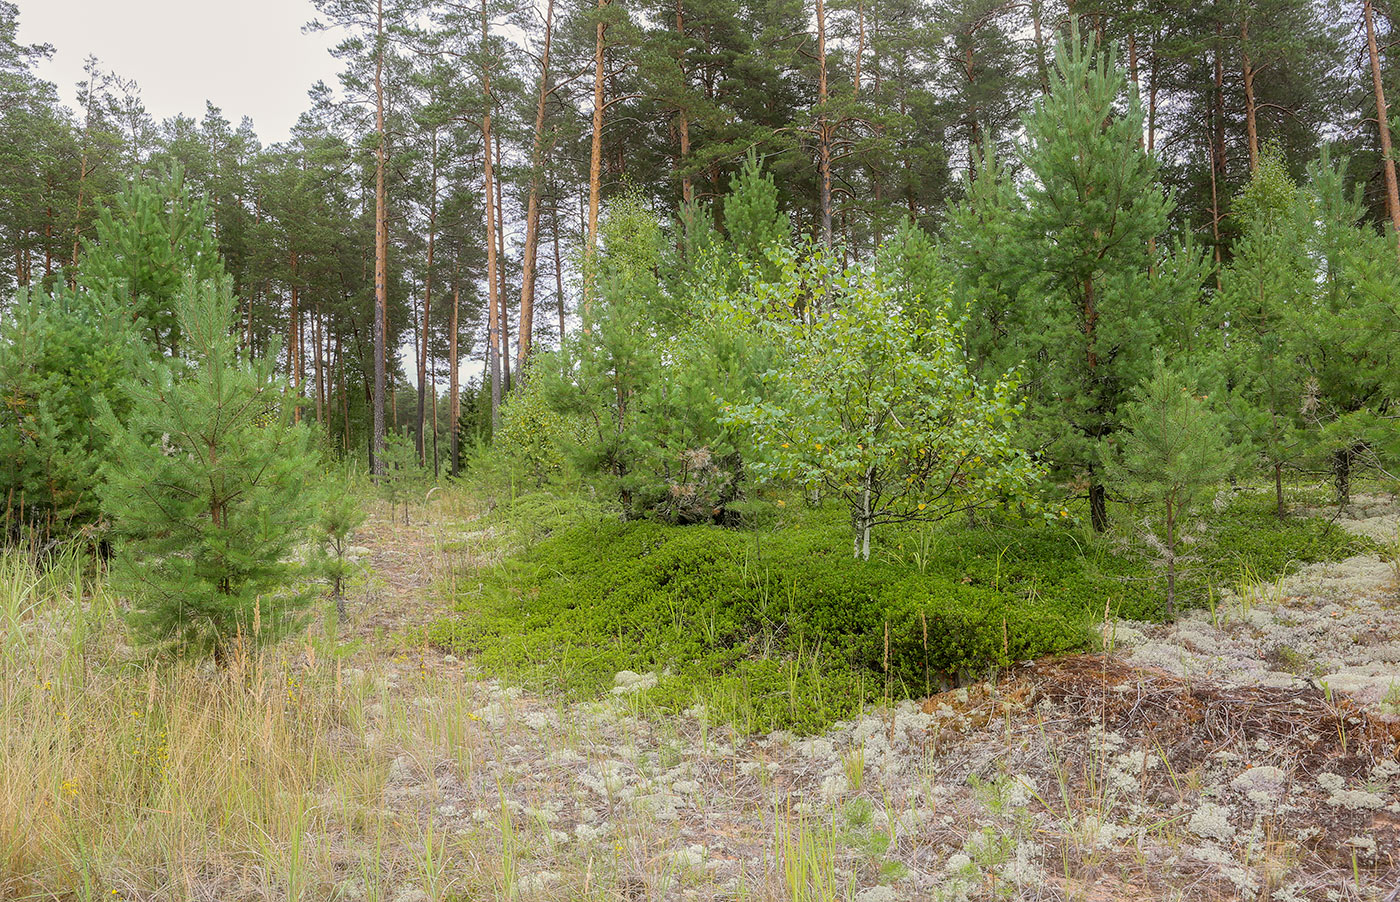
[0,547,450,900]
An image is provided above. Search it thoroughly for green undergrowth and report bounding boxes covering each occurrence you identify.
[429,489,1367,735]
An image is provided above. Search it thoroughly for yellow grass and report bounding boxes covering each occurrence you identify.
[0,548,485,902]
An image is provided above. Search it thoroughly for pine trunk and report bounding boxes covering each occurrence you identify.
[289,250,301,424]
[1364,0,1400,254]
[482,3,502,427]
[430,350,439,477]
[853,0,864,95]
[517,0,555,372]
[676,0,692,205]
[1164,496,1177,615]
[553,200,566,342]
[1127,33,1143,150]
[496,130,511,393]
[449,264,460,476]
[416,130,439,463]
[70,74,95,282]
[815,0,833,250]
[1241,18,1259,172]
[1147,39,1159,152]
[1210,29,1226,282]
[1085,272,1108,534]
[1333,446,1355,507]
[313,309,325,425]
[371,0,388,476]
[586,0,608,316]
[1032,0,1051,96]
[964,43,978,181]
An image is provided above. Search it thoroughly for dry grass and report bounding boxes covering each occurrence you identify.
[0,545,500,901]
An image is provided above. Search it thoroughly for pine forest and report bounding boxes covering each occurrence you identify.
[1,0,1400,898]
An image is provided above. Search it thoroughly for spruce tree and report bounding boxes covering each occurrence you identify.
[98,276,320,662]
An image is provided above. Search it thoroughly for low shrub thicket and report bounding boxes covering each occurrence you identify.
[430,490,1368,734]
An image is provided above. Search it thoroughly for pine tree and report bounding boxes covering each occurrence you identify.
[930,0,1028,181]
[312,474,366,625]
[0,285,142,542]
[77,165,223,355]
[1295,148,1398,505]
[1104,359,1233,615]
[310,0,420,475]
[542,193,666,509]
[722,150,790,264]
[1218,146,1312,517]
[97,276,320,662]
[1004,26,1177,531]
[943,141,1024,375]
[376,430,424,525]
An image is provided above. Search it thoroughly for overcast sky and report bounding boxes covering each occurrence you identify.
[15,0,345,143]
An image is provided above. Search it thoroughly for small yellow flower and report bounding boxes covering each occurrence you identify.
[918,503,927,511]
[814,442,823,450]
[776,500,786,507]
[780,443,789,448]
[1059,509,1069,517]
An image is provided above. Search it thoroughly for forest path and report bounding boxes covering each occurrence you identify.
[344,493,481,646]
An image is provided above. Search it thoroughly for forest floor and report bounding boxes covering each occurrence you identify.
[322,494,1400,902]
[3,492,1397,902]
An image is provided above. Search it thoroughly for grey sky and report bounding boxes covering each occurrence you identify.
[16,0,344,143]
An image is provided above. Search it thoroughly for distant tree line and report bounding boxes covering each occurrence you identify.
[0,0,1398,544]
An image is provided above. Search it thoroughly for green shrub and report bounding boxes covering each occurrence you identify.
[430,514,1092,733]
[1197,492,1370,587]
[492,377,571,488]
[429,488,1365,734]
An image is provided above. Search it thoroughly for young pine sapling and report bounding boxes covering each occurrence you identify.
[1104,360,1235,615]
[98,276,320,662]
[313,479,366,625]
